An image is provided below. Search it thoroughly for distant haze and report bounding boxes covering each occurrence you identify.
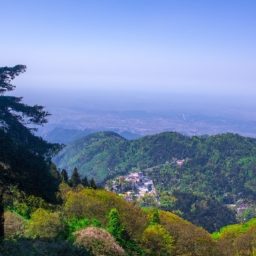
[7,88,256,140]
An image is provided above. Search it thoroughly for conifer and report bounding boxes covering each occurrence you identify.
[61,169,69,183]
[69,167,81,188]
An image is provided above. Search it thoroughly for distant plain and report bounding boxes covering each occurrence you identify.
[14,88,256,143]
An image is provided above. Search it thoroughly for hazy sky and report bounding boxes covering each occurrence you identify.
[1,0,256,96]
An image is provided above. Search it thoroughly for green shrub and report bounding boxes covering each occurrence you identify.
[25,208,66,239]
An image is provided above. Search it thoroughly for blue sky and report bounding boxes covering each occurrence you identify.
[1,0,256,96]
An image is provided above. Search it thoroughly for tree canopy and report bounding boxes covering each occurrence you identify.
[0,65,60,238]
[0,65,55,155]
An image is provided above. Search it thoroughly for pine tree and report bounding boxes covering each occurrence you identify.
[69,167,81,188]
[61,169,69,183]
[0,65,57,155]
[90,178,97,190]
[81,176,89,187]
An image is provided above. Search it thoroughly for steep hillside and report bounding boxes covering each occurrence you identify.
[54,131,256,197]
[53,131,129,182]
[53,131,193,183]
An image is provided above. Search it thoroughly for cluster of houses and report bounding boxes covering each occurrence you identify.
[107,171,157,201]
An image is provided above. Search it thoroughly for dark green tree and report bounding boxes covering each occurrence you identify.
[50,163,61,180]
[81,176,89,187]
[89,178,97,190]
[61,169,69,183]
[69,167,81,188]
[0,65,57,155]
[0,65,60,239]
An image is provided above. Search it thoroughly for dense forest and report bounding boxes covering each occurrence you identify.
[54,131,256,202]
[2,65,256,255]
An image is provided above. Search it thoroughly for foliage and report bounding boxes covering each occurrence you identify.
[53,131,190,184]
[0,128,61,238]
[55,131,256,231]
[107,208,124,241]
[0,130,60,202]
[4,212,26,239]
[3,186,57,219]
[160,190,237,233]
[150,208,160,225]
[0,65,58,155]
[53,131,129,183]
[54,132,256,202]
[89,178,97,190]
[64,188,150,240]
[212,219,256,255]
[73,227,125,256]
[107,208,144,255]
[67,216,102,242]
[212,218,256,241]
[69,167,82,188]
[141,223,174,256]
[81,176,90,187]
[3,180,253,255]
[0,64,61,238]
[61,169,69,183]
[159,210,221,256]
[25,208,66,239]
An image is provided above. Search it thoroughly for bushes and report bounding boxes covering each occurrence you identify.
[67,217,102,242]
[64,188,149,240]
[4,212,26,238]
[1,186,229,255]
[25,208,66,239]
[74,227,125,256]
[141,224,174,256]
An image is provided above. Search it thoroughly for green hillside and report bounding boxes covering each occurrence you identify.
[53,131,192,183]
[54,131,256,201]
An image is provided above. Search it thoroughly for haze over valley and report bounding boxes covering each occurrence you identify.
[17,89,256,143]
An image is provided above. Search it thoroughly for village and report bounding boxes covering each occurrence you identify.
[106,171,157,202]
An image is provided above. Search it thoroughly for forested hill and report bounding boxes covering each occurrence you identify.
[53,131,256,198]
[53,131,191,183]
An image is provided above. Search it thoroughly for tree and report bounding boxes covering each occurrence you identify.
[61,169,69,183]
[26,208,65,239]
[69,167,81,188]
[0,65,60,239]
[89,178,97,190]
[74,227,125,256]
[81,176,90,187]
[141,224,174,256]
[0,65,56,155]
[4,212,25,239]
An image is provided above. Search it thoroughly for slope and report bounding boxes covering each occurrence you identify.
[53,131,193,183]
